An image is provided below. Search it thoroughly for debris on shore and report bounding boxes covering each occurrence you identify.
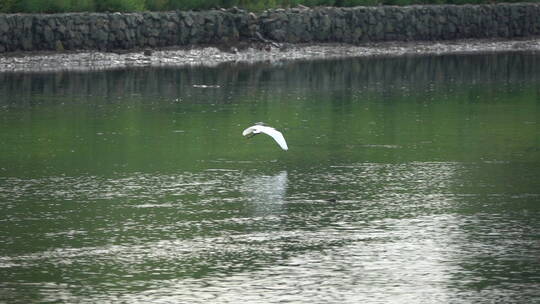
[1,38,539,73]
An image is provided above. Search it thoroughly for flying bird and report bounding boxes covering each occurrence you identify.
[242,124,288,151]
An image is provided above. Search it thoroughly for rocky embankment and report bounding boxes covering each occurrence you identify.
[1,4,540,53]
[1,4,540,72]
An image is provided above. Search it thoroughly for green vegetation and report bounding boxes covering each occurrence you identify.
[0,0,536,13]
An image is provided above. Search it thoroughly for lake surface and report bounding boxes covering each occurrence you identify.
[1,53,539,303]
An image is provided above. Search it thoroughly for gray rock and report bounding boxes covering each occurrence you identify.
[43,26,54,43]
[0,17,9,33]
[92,29,108,42]
[111,16,127,31]
[22,37,33,50]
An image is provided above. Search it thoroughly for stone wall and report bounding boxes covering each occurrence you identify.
[1,4,539,53]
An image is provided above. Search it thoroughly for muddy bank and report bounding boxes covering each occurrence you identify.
[1,38,540,73]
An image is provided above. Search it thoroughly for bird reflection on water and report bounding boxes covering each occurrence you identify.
[242,171,288,216]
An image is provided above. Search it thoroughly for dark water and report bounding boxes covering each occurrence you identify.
[1,53,539,303]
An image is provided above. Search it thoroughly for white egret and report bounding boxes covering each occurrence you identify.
[242,124,288,150]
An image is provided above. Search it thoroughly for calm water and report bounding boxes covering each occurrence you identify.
[1,53,539,303]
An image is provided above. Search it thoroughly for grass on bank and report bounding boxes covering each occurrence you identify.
[0,0,537,13]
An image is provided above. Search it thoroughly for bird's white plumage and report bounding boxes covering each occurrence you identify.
[242,125,288,150]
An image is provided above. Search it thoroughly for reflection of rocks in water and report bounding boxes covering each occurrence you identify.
[3,49,540,105]
[242,171,288,215]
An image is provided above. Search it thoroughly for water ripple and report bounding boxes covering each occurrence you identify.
[1,161,538,303]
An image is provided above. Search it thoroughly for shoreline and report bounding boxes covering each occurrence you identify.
[1,38,540,73]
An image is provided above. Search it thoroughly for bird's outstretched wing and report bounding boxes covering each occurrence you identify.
[257,126,288,151]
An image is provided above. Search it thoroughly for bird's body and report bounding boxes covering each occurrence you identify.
[242,124,288,150]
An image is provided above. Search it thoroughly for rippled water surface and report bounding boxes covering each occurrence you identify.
[1,53,539,303]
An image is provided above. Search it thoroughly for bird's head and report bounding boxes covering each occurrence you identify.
[242,126,256,138]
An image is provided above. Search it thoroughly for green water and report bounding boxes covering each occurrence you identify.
[1,53,539,303]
